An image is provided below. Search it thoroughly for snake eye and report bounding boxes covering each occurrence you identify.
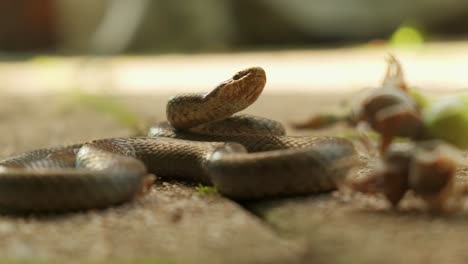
[232,72,245,81]
[232,70,249,80]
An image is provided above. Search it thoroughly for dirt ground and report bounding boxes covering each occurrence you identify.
[1,92,468,264]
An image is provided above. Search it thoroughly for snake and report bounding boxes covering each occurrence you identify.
[0,67,358,212]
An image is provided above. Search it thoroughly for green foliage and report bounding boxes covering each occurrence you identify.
[195,184,218,195]
[408,88,431,110]
[390,24,424,47]
[423,94,468,149]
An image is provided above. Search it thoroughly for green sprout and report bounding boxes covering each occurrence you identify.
[195,184,218,195]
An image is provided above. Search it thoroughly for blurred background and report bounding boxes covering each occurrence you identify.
[1,2,468,263]
[1,0,468,94]
[2,0,468,53]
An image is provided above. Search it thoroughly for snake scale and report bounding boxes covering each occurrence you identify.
[0,67,358,212]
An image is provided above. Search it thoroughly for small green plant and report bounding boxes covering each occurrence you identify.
[195,184,218,195]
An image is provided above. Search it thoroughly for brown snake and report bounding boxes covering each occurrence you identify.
[0,67,358,212]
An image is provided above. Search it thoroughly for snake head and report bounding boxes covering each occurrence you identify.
[212,66,266,106]
[167,67,267,130]
[232,67,266,81]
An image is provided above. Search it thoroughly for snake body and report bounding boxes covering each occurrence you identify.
[0,67,358,212]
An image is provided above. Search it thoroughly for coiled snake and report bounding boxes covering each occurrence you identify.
[0,67,358,212]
